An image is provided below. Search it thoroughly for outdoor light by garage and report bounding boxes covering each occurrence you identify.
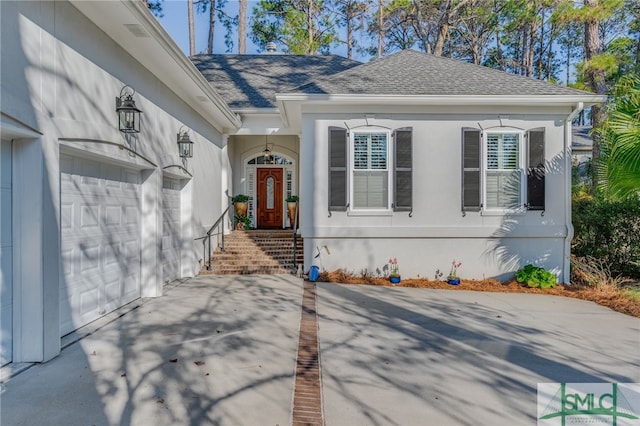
[115,85,142,133]
[177,127,194,158]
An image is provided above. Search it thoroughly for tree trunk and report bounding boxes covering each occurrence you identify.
[411,0,430,54]
[346,4,353,59]
[434,21,449,56]
[207,0,215,54]
[496,29,503,70]
[527,22,536,77]
[434,0,452,56]
[238,0,247,54]
[537,9,545,79]
[584,0,607,184]
[188,0,196,56]
[308,0,315,54]
[565,34,572,85]
[377,0,384,58]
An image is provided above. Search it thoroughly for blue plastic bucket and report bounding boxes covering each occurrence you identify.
[308,265,320,282]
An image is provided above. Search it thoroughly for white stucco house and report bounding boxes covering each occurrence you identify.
[1,0,604,365]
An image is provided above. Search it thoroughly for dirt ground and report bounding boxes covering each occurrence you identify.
[317,270,640,318]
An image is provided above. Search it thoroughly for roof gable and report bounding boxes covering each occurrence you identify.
[290,50,595,97]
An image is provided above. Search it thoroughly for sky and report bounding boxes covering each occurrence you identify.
[155,0,362,60]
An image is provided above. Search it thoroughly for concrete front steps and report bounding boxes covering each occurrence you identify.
[202,229,304,275]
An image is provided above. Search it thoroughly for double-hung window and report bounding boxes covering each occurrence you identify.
[352,131,389,210]
[462,127,545,213]
[484,132,525,211]
[329,126,412,213]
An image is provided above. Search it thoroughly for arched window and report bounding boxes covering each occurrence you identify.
[247,155,292,165]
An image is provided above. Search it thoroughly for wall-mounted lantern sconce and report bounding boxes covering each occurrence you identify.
[177,127,194,159]
[115,85,142,133]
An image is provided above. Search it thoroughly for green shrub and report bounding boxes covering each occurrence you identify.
[572,194,640,279]
[516,264,557,288]
[234,214,252,230]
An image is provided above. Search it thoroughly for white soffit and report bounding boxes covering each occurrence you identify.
[69,0,241,132]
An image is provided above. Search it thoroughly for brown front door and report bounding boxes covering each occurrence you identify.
[256,168,283,228]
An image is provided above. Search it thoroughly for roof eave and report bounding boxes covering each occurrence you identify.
[276,93,607,107]
[69,0,241,131]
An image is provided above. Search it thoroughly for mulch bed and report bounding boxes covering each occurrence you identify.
[317,271,640,318]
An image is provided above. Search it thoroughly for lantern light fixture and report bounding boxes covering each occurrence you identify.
[263,136,271,159]
[115,85,142,133]
[177,127,194,159]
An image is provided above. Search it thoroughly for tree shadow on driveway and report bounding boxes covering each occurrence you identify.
[316,283,640,426]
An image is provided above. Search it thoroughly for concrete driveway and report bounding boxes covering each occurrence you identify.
[1,275,302,426]
[1,276,638,425]
[316,282,640,425]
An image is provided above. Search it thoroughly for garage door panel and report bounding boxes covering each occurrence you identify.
[80,204,99,228]
[60,155,141,336]
[79,241,100,273]
[78,284,100,317]
[103,277,121,310]
[104,205,121,226]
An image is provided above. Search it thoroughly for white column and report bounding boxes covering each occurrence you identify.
[140,167,161,297]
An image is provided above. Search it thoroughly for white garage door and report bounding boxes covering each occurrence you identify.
[1,140,12,365]
[162,177,181,283]
[59,154,141,336]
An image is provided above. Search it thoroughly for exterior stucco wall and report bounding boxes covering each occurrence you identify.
[1,1,229,361]
[300,109,572,283]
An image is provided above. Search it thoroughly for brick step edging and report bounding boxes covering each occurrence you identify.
[292,280,323,425]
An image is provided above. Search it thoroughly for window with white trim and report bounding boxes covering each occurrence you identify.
[329,126,412,213]
[351,131,390,210]
[462,127,545,213]
[484,132,524,210]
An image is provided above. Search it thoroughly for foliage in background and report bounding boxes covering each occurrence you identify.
[571,254,630,289]
[572,192,640,279]
[596,74,640,199]
[250,0,340,53]
[152,0,640,96]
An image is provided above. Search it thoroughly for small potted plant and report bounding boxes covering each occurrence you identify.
[286,195,299,227]
[234,214,252,230]
[388,257,401,284]
[232,194,249,217]
[447,259,462,285]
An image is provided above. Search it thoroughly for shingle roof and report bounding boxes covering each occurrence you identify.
[191,54,360,109]
[291,50,595,97]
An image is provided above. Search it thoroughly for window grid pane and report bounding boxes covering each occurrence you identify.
[488,133,519,170]
[370,133,387,169]
[286,171,292,199]
[354,134,369,169]
[485,132,522,209]
[352,132,388,209]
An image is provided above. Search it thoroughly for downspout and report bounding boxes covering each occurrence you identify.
[563,102,584,284]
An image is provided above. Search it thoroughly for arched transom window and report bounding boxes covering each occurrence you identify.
[247,155,292,165]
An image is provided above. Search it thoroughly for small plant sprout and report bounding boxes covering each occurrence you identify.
[388,257,400,277]
[435,269,443,280]
[448,260,462,280]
